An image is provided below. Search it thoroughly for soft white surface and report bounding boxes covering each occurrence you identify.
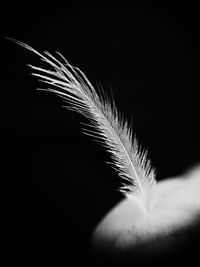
[92,165,200,251]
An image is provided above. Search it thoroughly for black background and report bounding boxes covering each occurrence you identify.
[1,1,200,265]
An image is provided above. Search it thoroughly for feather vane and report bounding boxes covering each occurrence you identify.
[11,39,156,211]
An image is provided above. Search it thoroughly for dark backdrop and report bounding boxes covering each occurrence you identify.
[1,1,200,265]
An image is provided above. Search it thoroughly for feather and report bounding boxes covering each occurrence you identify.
[9,38,156,212]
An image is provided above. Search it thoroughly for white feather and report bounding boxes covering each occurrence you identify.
[10,39,156,212]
